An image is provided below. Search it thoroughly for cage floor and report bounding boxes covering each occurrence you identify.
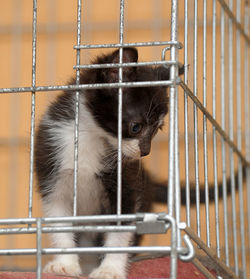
[0,257,213,279]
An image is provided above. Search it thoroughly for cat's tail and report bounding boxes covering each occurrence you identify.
[153,167,246,205]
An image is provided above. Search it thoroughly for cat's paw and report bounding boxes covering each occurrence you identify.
[89,265,126,279]
[43,259,82,276]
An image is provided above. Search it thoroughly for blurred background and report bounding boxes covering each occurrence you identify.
[0,0,249,275]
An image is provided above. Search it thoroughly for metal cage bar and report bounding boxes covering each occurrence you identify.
[72,0,82,217]
[117,0,125,219]
[212,0,220,259]
[202,0,210,248]
[228,0,239,274]
[28,0,38,219]
[220,4,230,267]
[168,0,181,277]
[36,218,42,279]
[193,0,201,238]
[184,0,191,228]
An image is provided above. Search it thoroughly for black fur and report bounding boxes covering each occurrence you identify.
[35,47,175,202]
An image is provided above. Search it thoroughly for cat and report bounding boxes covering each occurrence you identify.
[34,46,246,278]
[34,47,184,279]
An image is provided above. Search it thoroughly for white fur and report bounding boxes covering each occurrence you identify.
[89,232,133,279]
[42,95,138,277]
[43,255,82,276]
[43,102,107,174]
[107,136,140,159]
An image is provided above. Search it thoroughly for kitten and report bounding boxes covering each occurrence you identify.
[35,47,182,279]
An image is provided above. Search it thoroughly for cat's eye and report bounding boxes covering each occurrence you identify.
[130,122,143,135]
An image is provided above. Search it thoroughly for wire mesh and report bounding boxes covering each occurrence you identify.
[0,0,249,279]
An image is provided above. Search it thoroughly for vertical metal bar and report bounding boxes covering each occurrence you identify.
[117,0,125,218]
[169,0,179,277]
[184,0,191,227]
[169,217,178,279]
[168,0,178,219]
[228,0,239,274]
[173,0,181,248]
[236,1,246,278]
[73,0,82,217]
[193,0,200,237]
[202,0,210,247]
[220,5,230,267]
[167,57,175,216]
[212,0,220,258]
[36,218,42,279]
[175,109,182,251]
[175,68,181,248]
[244,0,250,247]
[28,0,37,218]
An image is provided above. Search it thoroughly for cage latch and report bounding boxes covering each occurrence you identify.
[136,213,167,235]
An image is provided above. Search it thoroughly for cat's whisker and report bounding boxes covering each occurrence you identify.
[145,94,159,120]
[103,152,118,170]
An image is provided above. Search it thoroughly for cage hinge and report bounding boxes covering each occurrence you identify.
[136,213,167,235]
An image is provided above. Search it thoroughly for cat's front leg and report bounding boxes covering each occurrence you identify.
[42,198,82,276]
[89,232,133,279]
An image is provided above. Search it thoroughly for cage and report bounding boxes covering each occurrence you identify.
[0,0,249,279]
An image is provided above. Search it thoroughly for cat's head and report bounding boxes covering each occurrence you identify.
[84,47,184,160]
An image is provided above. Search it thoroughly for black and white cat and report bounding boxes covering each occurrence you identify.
[34,47,182,279]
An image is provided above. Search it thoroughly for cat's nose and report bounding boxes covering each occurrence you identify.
[140,149,150,157]
[140,140,151,157]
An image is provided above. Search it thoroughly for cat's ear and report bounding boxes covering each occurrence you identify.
[156,64,184,81]
[101,48,138,83]
[111,47,138,64]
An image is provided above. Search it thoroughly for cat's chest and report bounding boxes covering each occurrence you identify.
[51,120,105,176]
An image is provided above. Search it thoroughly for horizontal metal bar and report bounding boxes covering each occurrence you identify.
[217,0,250,44]
[0,214,141,225]
[0,222,170,235]
[0,80,174,94]
[74,60,179,70]
[0,213,172,226]
[74,41,183,49]
[0,246,188,256]
[180,80,250,167]
[0,225,138,235]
